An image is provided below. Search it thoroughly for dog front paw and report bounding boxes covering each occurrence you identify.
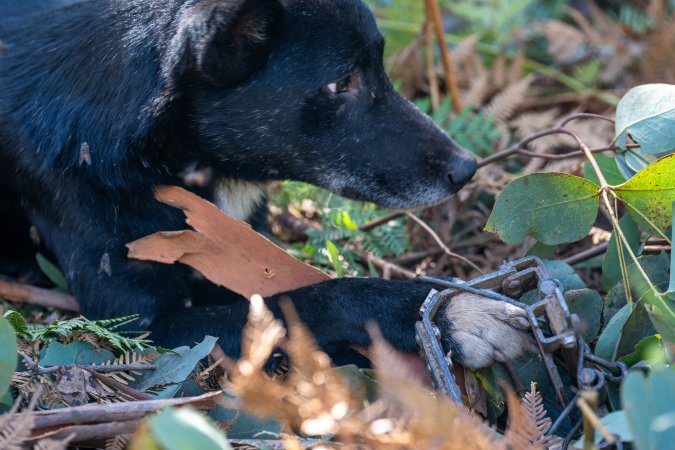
[442,292,537,369]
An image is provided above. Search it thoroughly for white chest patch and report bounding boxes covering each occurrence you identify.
[213,180,267,221]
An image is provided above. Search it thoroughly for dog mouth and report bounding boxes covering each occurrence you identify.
[330,178,465,209]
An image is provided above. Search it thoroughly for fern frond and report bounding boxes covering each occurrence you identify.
[505,382,552,450]
[105,434,129,450]
[484,75,533,122]
[33,435,74,450]
[0,412,34,450]
[535,19,587,64]
[451,33,480,66]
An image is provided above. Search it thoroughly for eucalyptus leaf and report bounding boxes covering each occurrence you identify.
[543,260,586,291]
[132,336,217,399]
[614,83,675,154]
[595,304,631,361]
[619,335,666,367]
[621,368,675,450]
[564,289,603,341]
[485,173,600,245]
[614,154,675,236]
[0,317,17,399]
[616,300,656,360]
[149,407,232,450]
[583,154,626,186]
[601,214,641,291]
[39,341,115,367]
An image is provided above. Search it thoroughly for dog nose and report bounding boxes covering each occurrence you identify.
[448,155,477,187]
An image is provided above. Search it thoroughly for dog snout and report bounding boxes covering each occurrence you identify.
[447,152,477,187]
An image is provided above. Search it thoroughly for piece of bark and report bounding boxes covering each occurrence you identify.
[126,186,329,298]
[29,419,142,444]
[0,275,79,312]
[29,391,220,430]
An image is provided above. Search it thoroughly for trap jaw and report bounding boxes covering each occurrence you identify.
[415,256,580,406]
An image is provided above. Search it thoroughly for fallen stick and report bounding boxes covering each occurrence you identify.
[0,275,79,312]
[29,391,221,429]
[29,419,142,444]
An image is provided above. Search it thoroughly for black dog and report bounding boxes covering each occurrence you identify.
[0,0,533,368]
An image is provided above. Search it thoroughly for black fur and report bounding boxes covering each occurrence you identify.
[0,0,476,364]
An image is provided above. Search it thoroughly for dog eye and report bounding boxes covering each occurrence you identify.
[325,72,360,95]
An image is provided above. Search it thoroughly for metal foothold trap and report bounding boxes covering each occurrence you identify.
[414,256,627,431]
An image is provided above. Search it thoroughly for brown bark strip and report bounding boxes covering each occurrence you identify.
[29,391,220,430]
[424,0,463,112]
[0,275,79,312]
[29,419,142,444]
[127,186,329,298]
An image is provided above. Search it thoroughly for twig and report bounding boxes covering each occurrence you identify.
[391,248,444,266]
[359,212,405,232]
[20,352,156,375]
[478,128,571,167]
[28,391,221,429]
[563,242,609,265]
[424,19,440,111]
[557,112,615,127]
[82,367,153,401]
[424,0,462,112]
[405,212,484,274]
[29,419,143,445]
[39,363,156,375]
[362,252,416,279]
[576,395,616,445]
[644,245,672,252]
[0,275,79,312]
[478,127,639,168]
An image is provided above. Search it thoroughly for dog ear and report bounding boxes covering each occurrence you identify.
[167,0,283,87]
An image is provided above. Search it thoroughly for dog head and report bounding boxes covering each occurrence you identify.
[170,0,476,209]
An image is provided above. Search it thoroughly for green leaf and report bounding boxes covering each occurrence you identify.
[619,335,667,366]
[669,203,675,294]
[485,173,600,245]
[595,304,631,361]
[3,310,30,338]
[621,368,675,450]
[543,260,586,291]
[36,253,68,291]
[39,341,115,367]
[601,214,641,291]
[583,154,626,186]
[325,240,344,278]
[564,289,603,341]
[614,83,675,154]
[0,317,17,399]
[132,336,217,399]
[614,154,675,235]
[615,300,656,360]
[148,407,232,450]
[335,365,378,402]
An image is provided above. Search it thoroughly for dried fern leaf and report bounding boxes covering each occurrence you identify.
[508,50,526,85]
[0,412,34,450]
[484,75,533,122]
[505,382,553,450]
[534,20,587,64]
[33,434,74,450]
[452,34,481,66]
[462,71,490,108]
[491,52,507,88]
[105,434,129,450]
